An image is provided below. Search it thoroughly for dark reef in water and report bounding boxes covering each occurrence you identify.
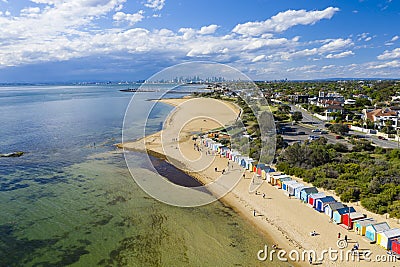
[0,223,92,267]
[0,151,24,157]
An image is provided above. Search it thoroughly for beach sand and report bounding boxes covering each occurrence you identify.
[119,97,398,267]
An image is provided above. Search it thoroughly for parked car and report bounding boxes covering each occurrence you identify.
[312,129,321,133]
[335,135,343,139]
[320,130,328,134]
[378,136,387,140]
[297,131,306,135]
[308,135,320,141]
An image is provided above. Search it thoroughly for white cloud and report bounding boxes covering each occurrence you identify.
[186,44,225,57]
[292,36,300,42]
[368,60,400,69]
[179,25,220,39]
[357,32,369,41]
[279,48,318,60]
[198,24,219,35]
[144,0,165,11]
[30,0,59,4]
[113,10,144,25]
[384,36,398,46]
[279,38,353,60]
[0,0,129,66]
[287,65,317,73]
[178,27,196,40]
[319,38,353,53]
[322,64,335,69]
[377,48,400,60]
[252,55,265,62]
[326,50,354,59]
[232,7,339,36]
[20,7,41,18]
[242,37,289,51]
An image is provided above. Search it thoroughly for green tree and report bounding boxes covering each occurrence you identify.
[355,98,372,107]
[388,200,400,218]
[277,104,291,114]
[329,123,349,135]
[291,111,303,122]
[276,135,286,149]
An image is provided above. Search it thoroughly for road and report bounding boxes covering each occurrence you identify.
[363,134,400,149]
[287,104,347,146]
[280,123,350,148]
[291,105,324,127]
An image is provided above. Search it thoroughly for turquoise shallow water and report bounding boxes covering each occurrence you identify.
[0,85,288,266]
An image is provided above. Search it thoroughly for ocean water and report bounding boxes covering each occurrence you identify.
[0,85,287,266]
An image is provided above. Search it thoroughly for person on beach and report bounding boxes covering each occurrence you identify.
[309,255,312,264]
[344,235,348,242]
[311,230,316,236]
[337,233,341,239]
[215,167,218,172]
[263,193,266,198]
[222,169,225,175]
[243,174,245,179]
[253,210,256,216]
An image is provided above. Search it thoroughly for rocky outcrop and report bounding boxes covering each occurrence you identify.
[0,151,24,157]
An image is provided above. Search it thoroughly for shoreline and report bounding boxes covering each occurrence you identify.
[118,97,396,267]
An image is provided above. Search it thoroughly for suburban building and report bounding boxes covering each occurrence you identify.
[362,108,398,130]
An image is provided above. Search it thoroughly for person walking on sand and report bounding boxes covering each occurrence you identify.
[215,167,218,172]
[344,235,348,242]
[253,210,256,216]
[338,233,341,239]
[309,255,312,264]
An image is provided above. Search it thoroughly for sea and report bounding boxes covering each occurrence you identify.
[0,84,288,266]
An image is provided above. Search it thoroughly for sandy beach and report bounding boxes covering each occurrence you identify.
[119,97,398,267]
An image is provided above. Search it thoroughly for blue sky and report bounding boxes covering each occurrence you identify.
[0,0,399,82]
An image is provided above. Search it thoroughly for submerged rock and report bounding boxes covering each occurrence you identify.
[0,151,24,157]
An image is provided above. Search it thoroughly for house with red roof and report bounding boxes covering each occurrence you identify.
[363,108,398,131]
